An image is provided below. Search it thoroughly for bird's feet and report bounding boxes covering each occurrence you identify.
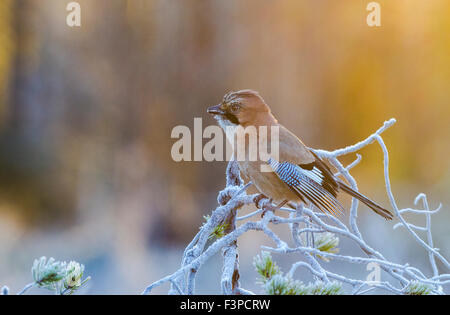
[253,194,268,209]
[260,198,275,218]
[262,200,289,218]
[252,194,273,217]
[253,194,285,218]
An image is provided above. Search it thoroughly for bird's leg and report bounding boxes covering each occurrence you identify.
[261,199,288,218]
[260,198,273,218]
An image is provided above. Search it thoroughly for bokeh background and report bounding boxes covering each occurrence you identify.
[0,0,449,294]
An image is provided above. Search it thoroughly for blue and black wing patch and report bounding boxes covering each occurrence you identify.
[268,158,344,216]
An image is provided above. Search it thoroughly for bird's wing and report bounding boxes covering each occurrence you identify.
[277,125,339,198]
[268,158,344,216]
[272,125,392,219]
[277,125,316,165]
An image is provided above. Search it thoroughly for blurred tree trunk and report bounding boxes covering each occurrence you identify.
[0,0,14,127]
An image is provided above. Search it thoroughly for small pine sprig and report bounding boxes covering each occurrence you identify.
[306,281,343,295]
[403,281,434,295]
[253,251,344,295]
[32,257,67,291]
[15,256,91,295]
[315,232,339,262]
[63,261,91,294]
[264,276,343,295]
[265,274,306,295]
[253,251,281,283]
[202,215,230,240]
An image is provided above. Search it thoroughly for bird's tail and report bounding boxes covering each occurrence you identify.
[338,181,393,220]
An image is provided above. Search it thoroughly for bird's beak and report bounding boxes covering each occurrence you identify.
[207,104,225,115]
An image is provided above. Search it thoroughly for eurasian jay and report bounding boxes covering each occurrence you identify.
[207,89,393,220]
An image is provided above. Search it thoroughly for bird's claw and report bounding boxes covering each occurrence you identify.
[253,194,268,209]
[260,198,274,218]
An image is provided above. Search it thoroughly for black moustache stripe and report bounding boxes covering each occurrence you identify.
[224,112,239,125]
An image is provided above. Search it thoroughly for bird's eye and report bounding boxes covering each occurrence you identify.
[230,104,240,113]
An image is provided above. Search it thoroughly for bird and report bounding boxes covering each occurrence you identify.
[207,89,393,220]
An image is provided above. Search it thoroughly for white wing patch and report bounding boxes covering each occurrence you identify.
[302,166,324,185]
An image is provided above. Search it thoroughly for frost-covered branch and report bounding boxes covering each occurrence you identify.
[143,118,449,295]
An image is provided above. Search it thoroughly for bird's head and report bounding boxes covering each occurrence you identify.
[207,90,276,128]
